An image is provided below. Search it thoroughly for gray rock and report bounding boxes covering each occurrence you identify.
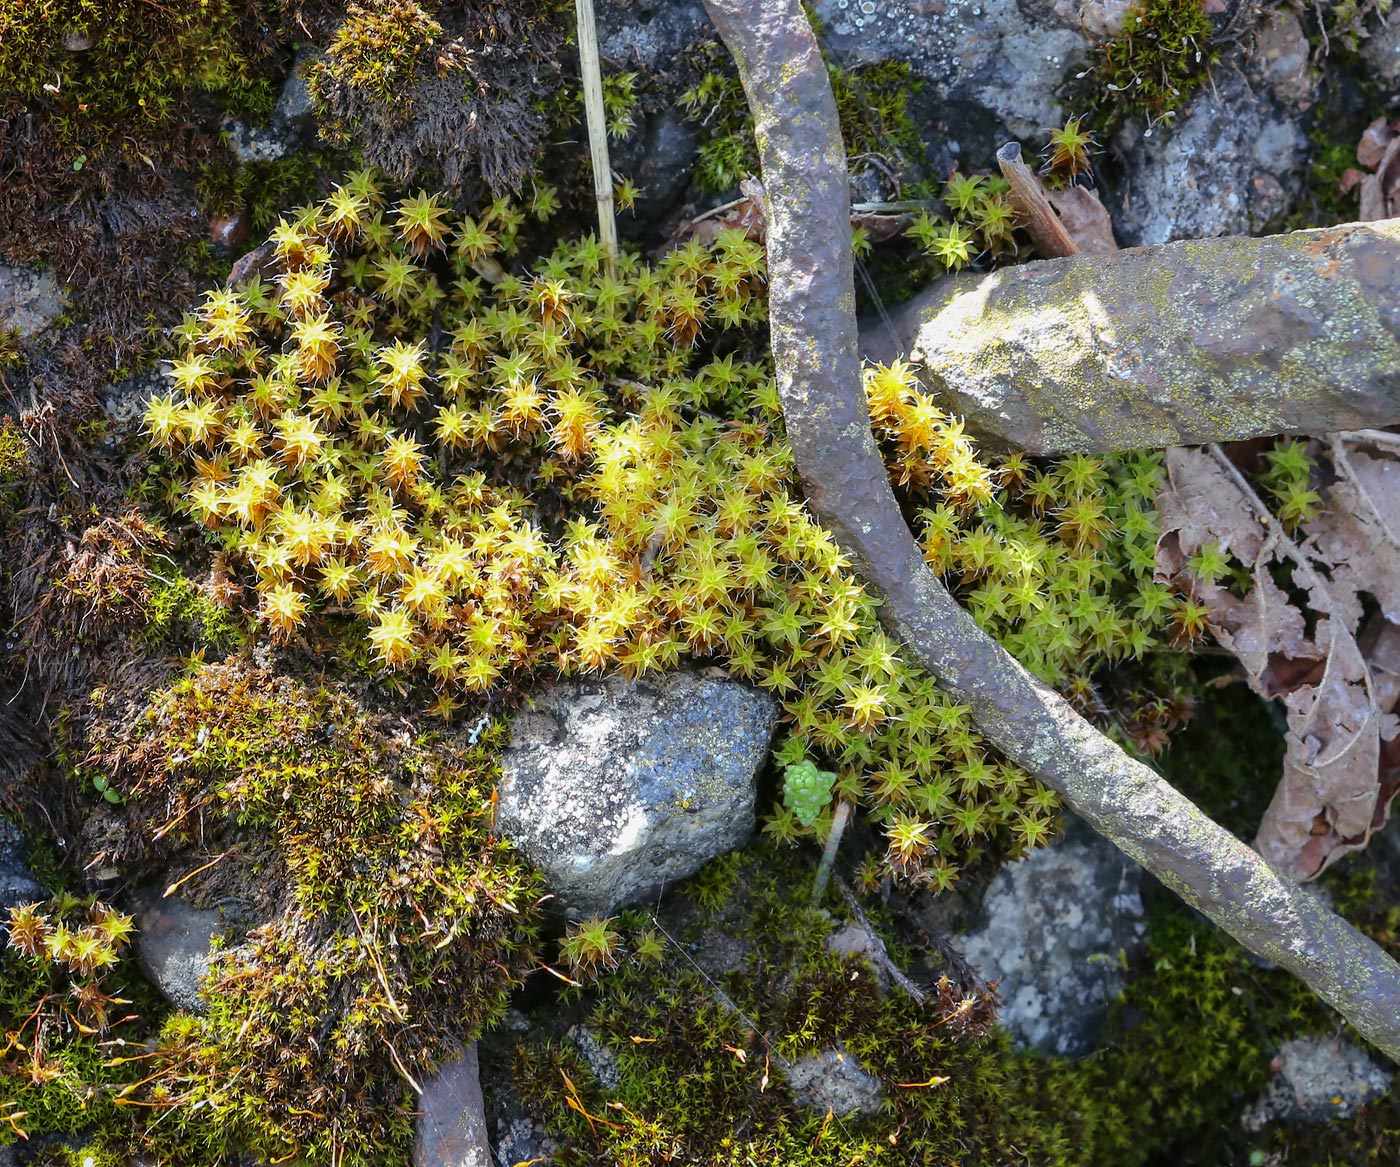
[0,264,66,338]
[611,107,701,225]
[782,1044,884,1117]
[0,818,46,912]
[498,669,778,918]
[101,366,167,443]
[490,1098,558,1167]
[1364,10,1400,89]
[1243,1036,1393,1130]
[132,893,228,1014]
[223,51,321,164]
[1252,10,1314,107]
[1111,67,1307,246]
[274,51,319,134]
[599,0,1100,195]
[826,920,891,990]
[961,817,1145,1056]
[597,0,711,71]
[414,1043,494,1167]
[813,0,1090,140]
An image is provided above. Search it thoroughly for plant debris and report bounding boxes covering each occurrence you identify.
[1156,440,1400,880]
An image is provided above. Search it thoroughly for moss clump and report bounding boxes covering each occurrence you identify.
[82,662,543,1166]
[1094,0,1219,126]
[0,416,26,484]
[145,168,1197,887]
[305,0,568,196]
[682,57,926,194]
[139,573,249,658]
[0,0,280,145]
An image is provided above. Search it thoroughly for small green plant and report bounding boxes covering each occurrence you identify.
[1042,115,1097,185]
[782,759,837,827]
[1260,438,1321,533]
[560,917,623,981]
[603,71,640,140]
[1,894,149,1144]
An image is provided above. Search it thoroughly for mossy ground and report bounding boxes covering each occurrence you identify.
[497,807,1384,1167]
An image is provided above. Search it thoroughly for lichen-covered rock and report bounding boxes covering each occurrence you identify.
[599,0,1102,205]
[1242,1036,1393,1130]
[597,0,710,71]
[0,264,66,338]
[782,1043,884,1117]
[498,669,777,918]
[961,817,1146,1056]
[490,1096,559,1167]
[864,220,1400,455]
[1251,10,1314,107]
[0,818,45,912]
[131,891,228,1014]
[414,1043,494,1167]
[1110,65,1306,246]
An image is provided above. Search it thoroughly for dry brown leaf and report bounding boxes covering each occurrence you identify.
[1357,116,1398,170]
[1349,117,1400,221]
[1359,136,1400,222]
[1156,445,1390,880]
[666,176,768,252]
[1044,185,1119,254]
[1306,444,1400,628]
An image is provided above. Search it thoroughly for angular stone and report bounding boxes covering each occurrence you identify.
[862,220,1400,455]
[811,0,1089,141]
[1111,68,1305,246]
[961,817,1146,1056]
[498,669,778,918]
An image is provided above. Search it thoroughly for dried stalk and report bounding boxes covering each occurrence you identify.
[574,0,618,276]
[700,0,1400,1064]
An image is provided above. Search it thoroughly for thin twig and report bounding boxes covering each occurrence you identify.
[1339,429,1400,452]
[810,799,851,905]
[834,877,927,1004]
[885,894,990,996]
